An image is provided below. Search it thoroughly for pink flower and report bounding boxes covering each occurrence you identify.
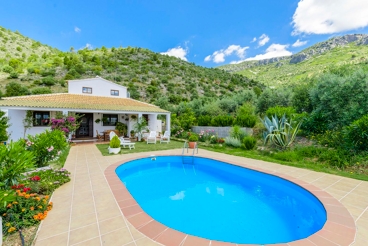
[47,146,54,152]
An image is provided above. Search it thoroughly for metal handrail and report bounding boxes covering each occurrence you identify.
[182,141,189,155]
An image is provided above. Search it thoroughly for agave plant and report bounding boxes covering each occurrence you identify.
[261,114,302,150]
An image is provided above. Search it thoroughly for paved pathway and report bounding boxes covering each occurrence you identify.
[33,144,368,246]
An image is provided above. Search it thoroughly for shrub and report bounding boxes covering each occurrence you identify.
[242,136,257,150]
[197,115,212,126]
[261,114,302,150]
[229,125,248,141]
[2,65,13,73]
[211,115,233,127]
[266,106,296,119]
[0,110,9,142]
[343,114,368,152]
[0,190,52,234]
[8,72,19,79]
[0,141,35,188]
[24,168,71,195]
[224,137,241,148]
[27,130,68,167]
[32,87,52,95]
[188,134,198,142]
[234,115,257,127]
[110,135,120,148]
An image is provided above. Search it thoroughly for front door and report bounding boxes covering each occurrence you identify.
[76,113,93,138]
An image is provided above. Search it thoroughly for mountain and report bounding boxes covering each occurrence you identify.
[0,26,259,103]
[220,34,368,86]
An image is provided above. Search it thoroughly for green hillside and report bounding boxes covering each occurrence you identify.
[0,26,259,103]
[220,34,368,86]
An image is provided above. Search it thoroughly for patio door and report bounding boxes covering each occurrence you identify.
[76,113,93,138]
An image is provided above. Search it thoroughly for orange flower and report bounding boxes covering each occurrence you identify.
[35,197,41,201]
[30,193,36,197]
[47,206,52,211]
[15,190,20,193]
[30,206,34,211]
[12,201,18,205]
[2,213,6,216]
[38,205,43,209]
[7,204,12,208]
[49,202,53,206]
[7,227,16,233]
[25,194,30,199]
[45,195,49,199]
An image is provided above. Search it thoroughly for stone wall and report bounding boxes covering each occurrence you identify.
[191,126,253,138]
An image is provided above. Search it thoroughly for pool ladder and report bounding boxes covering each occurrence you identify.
[181,141,198,165]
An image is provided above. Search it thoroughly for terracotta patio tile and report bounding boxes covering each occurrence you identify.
[307,234,339,246]
[316,228,355,246]
[135,237,162,246]
[121,204,143,217]
[138,220,167,238]
[127,212,153,228]
[118,198,137,208]
[35,232,68,246]
[181,235,210,246]
[210,241,237,246]
[327,213,356,228]
[287,239,316,246]
[155,228,186,246]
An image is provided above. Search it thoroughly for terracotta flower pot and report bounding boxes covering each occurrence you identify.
[188,141,197,149]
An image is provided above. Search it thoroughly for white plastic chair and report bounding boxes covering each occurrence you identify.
[146,131,157,144]
[160,131,170,144]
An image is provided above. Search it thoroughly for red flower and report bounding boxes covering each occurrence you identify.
[23,187,31,193]
[30,176,40,181]
[11,184,25,190]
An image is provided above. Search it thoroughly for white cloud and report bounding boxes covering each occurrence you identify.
[292,0,368,35]
[204,45,249,63]
[244,44,292,61]
[258,34,270,47]
[161,46,188,61]
[292,39,308,47]
[251,37,257,43]
[74,26,81,33]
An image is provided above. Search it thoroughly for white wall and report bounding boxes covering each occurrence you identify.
[68,78,127,98]
[7,110,51,141]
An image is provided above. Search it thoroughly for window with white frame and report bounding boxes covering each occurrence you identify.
[82,87,92,94]
[110,90,119,96]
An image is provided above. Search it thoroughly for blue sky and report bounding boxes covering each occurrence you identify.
[1,0,368,67]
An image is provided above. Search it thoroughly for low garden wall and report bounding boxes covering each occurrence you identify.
[191,126,253,138]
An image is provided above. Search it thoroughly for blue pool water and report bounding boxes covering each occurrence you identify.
[116,156,326,244]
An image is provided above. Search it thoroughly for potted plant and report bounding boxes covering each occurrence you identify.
[102,116,108,124]
[109,135,121,154]
[188,134,198,149]
[115,122,127,136]
[130,130,135,138]
[133,117,148,141]
[95,118,101,124]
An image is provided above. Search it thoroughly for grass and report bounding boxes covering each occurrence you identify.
[96,140,184,156]
[199,143,368,181]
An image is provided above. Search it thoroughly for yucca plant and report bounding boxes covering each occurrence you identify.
[261,114,302,150]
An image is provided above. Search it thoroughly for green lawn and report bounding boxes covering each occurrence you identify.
[200,144,368,181]
[96,140,184,156]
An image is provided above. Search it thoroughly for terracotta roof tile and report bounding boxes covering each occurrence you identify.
[0,93,169,113]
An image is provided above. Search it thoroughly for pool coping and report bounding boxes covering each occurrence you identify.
[104,154,356,246]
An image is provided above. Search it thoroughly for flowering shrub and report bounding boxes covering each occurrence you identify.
[27,130,68,167]
[24,168,71,195]
[173,128,187,139]
[0,190,52,234]
[198,129,218,144]
[50,114,80,137]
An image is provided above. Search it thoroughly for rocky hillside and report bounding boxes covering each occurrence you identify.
[0,26,259,104]
[220,34,368,86]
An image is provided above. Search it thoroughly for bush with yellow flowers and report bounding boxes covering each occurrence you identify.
[1,189,52,234]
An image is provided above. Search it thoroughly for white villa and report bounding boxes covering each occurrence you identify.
[0,77,170,141]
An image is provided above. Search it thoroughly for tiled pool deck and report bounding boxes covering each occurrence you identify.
[34,144,368,246]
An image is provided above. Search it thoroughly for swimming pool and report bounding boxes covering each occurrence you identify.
[115,156,327,244]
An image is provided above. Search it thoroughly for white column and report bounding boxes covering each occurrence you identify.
[166,113,171,132]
